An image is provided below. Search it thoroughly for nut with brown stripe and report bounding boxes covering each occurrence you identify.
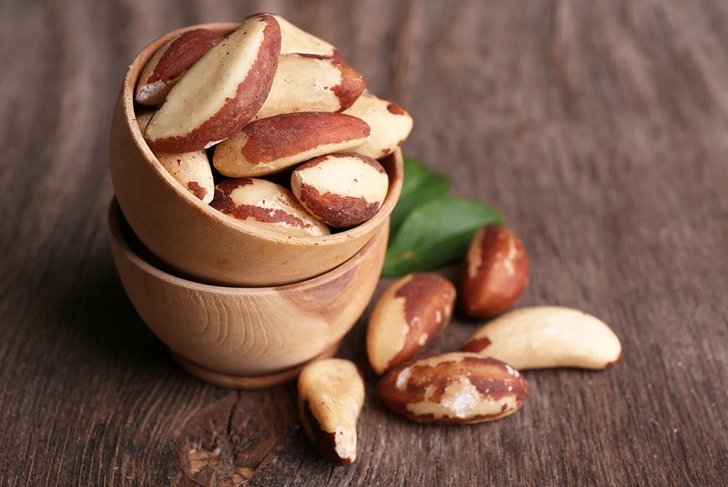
[135,28,224,106]
[136,112,214,203]
[212,112,370,177]
[144,14,281,153]
[291,153,388,228]
[377,352,527,424]
[367,273,456,375]
[344,91,413,159]
[461,225,529,318]
[298,358,365,465]
[462,306,623,370]
[272,14,337,57]
[210,177,329,237]
[254,53,365,120]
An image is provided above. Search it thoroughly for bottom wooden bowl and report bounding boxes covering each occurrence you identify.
[108,199,387,389]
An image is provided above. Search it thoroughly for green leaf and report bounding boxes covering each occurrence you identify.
[383,196,505,277]
[389,156,450,235]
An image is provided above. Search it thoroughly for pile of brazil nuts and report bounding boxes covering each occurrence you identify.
[134,14,412,234]
[298,224,623,464]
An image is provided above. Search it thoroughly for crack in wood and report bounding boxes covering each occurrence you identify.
[174,390,298,486]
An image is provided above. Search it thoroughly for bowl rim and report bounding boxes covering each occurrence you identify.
[108,198,387,294]
[124,21,403,248]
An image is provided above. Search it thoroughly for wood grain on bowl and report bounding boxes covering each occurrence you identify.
[108,200,388,382]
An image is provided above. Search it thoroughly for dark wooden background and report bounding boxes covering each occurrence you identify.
[2,0,727,485]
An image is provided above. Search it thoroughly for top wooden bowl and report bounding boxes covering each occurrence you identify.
[109,22,403,287]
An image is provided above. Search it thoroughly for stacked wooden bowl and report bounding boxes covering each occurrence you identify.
[108,23,403,388]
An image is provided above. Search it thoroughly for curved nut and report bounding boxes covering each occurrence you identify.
[213,112,370,177]
[136,113,214,203]
[291,153,388,228]
[210,177,329,237]
[461,225,529,318]
[462,306,623,370]
[366,273,455,375]
[298,359,365,465]
[377,352,527,424]
[254,53,365,120]
[145,14,281,152]
[272,14,337,57]
[135,29,224,106]
[343,91,413,159]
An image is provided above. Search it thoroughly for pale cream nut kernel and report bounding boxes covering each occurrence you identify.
[291,153,388,229]
[213,112,370,177]
[145,14,281,152]
[298,358,365,465]
[377,352,528,424]
[343,91,413,159]
[254,53,365,120]
[366,273,456,375]
[210,177,329,237]
[135,29,224,106]
[137,112,214,203]
[272,14,337,57]
[462,306,623,370]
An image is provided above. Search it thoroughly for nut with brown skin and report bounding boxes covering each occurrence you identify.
[135,28,224,106]
[461,225,529,318]
[343,91,413,159]
[210,177,329,237]
[144,14,281,153]
[136,113,214,203]
[366,273,456,375]
[213,112,370,177]
[291,153,388,228]
[298,359,365,465]
[377,352,527,424]
[253,53,365,120]
[462,306,623,370]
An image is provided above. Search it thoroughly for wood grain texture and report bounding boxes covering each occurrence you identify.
[1,0,727,485]
[108,201,387,379]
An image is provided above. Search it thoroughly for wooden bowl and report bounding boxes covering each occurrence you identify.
[109,22,403,286]
[109,199,387,388]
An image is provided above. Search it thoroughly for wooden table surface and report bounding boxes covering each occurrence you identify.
[2,0,727,485]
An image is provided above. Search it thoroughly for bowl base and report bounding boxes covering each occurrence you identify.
[170,342,341,389]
